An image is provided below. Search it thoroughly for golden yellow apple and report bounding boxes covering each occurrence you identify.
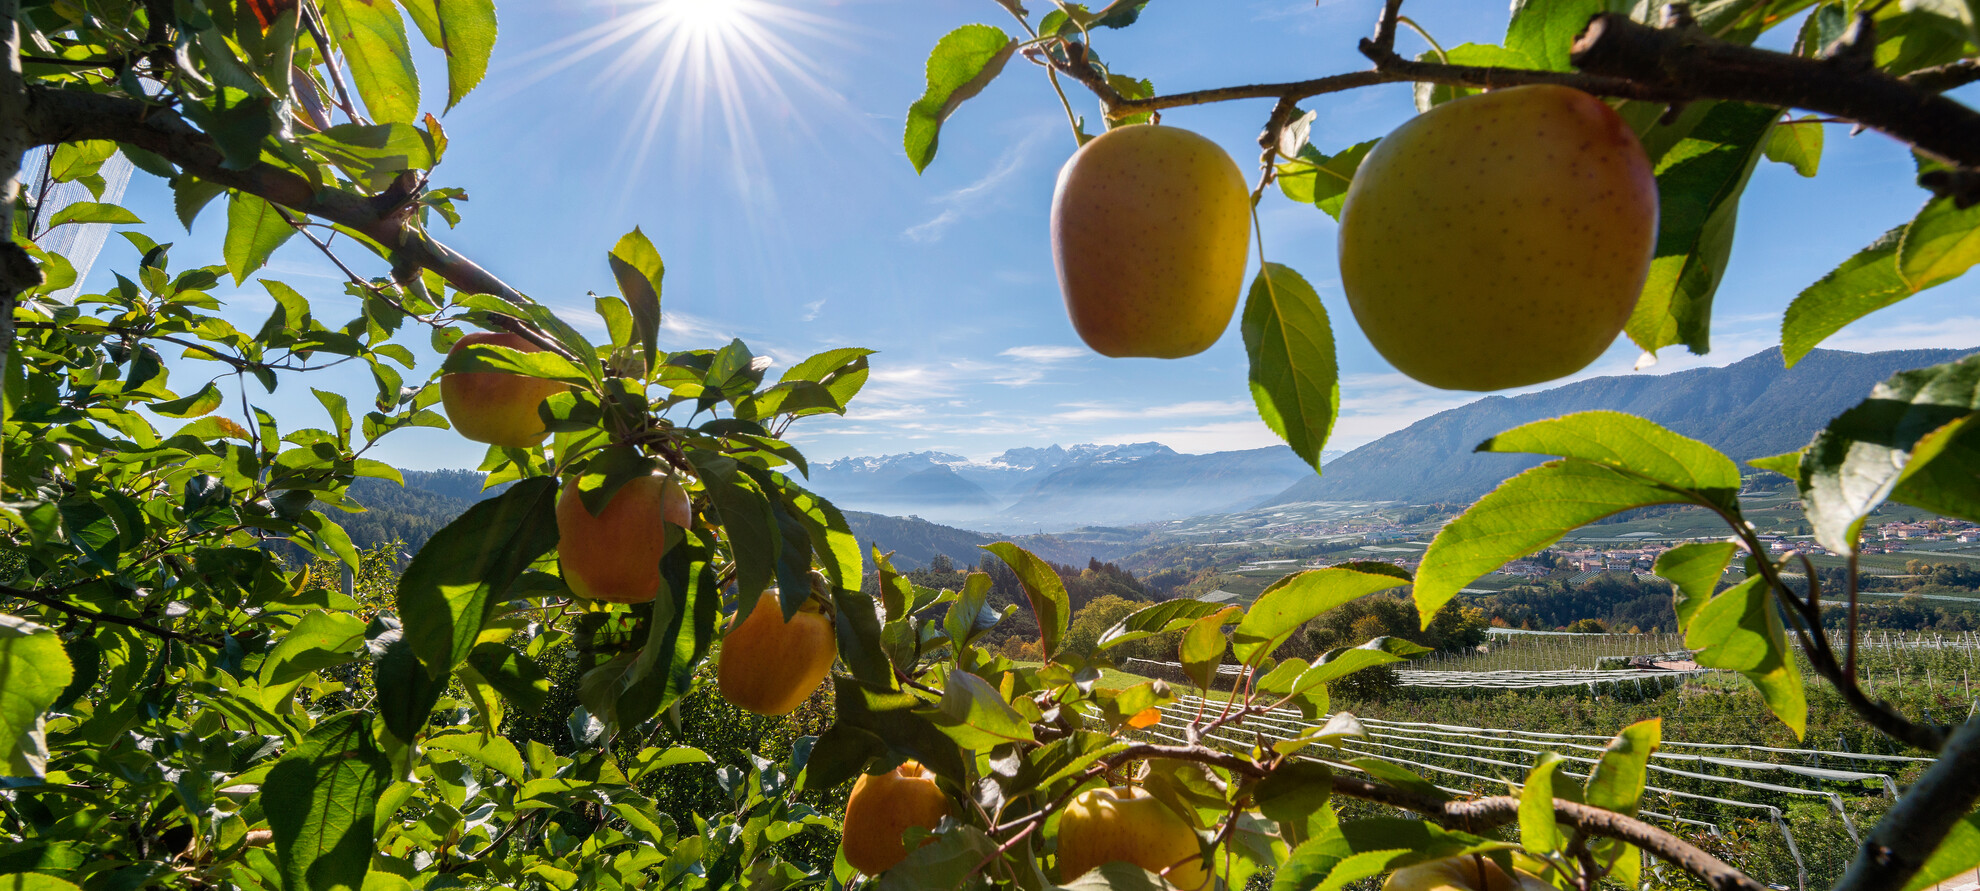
[1056,785,1207,888]
[1337,84,1658,391]
[1051,124,1251,359]
[439,331,569,448]
[556,474,686,604]
[1384,855,1552,891]
[717,592,836,716]
[840,760,951,875]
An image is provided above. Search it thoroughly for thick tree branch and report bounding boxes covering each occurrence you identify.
[1835,717,1980,891]
[1569,14,1980,169]
[1049,5,1980,198]
[20,86,528,304]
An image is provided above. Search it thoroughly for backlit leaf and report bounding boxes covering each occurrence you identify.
[1243,263,1338,473]
[1233,563,1412,664]
[265,712,391,891]
[0,616,73,777]
[1686,577,1806,736]
[397,477,560,677]
[981,542,1071,659]
[321,0,421,123]
[905,25,1016,173]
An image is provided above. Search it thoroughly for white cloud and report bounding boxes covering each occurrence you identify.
[801,298,828,322]
[1000,345,1087,362]
[901,125,1051,243]
[1088,420,1287,455]
[902,209,960,244]
[1052,400,1252,423]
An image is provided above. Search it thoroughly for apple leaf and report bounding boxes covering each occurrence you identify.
[1763,116,1823,177]
[1686,577,1807,737]
[1231,563,1412,664]
[905,25,1017,174]
[981,542,1071,659]
[1794,354,1980,553]
[1629,101,1775,358]
[1243,263,1338,474]
[1653,541,1738,628]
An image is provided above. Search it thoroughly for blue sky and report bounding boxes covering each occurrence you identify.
[92,0,1980,470]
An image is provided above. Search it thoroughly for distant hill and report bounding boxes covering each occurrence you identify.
[843,511,995,570]
[810,442,1315,531]
[1262,346,1973,507]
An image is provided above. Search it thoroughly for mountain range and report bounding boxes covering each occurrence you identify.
[1264,346,1972,506]
[806,442,1319,531]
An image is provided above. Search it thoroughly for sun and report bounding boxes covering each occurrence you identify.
[507,0,847,185]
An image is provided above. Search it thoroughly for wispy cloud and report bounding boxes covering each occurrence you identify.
[1000,345,1087,362]
[1053,400,1252,423]
[801,298,827,322]
[902,125,1051,243]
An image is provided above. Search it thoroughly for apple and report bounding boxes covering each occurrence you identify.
[1384,855,1552,891]
[1056,785,1207,888]
[1337,84,1658,391]
[439,331,570,448]
[555,474,688,604]
[717,591,836,716]
[1051,124,1251,359]
[839,759,951,875]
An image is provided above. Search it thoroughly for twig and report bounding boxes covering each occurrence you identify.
[0,582,224,646]
[1904,58,1980,93]
[24,86,531,304]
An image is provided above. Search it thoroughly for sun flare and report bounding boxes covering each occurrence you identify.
[509,0,846,184]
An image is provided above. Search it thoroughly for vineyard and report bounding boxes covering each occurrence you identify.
[1115,630,1980,889]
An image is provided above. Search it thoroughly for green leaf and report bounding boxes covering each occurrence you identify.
[397,477,560,677]
[1686,576,1807,736]
[1797,354,1980,552]
[1412,44,1534,111]
[980,542,1071,659]
[1256,761,1334,848]
[0,615,73,777]
[1584,718,1660,815]
[149,381,226,418]
[1519,753,1567,855]
[1763,116,1822,177]
[1478,410,1742,510]
[831,676,967,783]
[322,0,421,123]
[1243,263,1338,473]
[1629,101,1776,356]
[173,177,228,230]
[225,191,297,285]
[441,340,592,385]
[265,712,391,891]
[611,536,719,729]
[41,202,142,227]
[466,641,550,715]
[905,25,1017,173]
[933,668,1034,748]
[608,227,664,370]
[1232,563,1412,664]
[1274,818,1509,891]
[874,824,999,890]
[1415,462,1696,623]
[1899,194,1980,291]
[689,454,780,619]
[1276,140,1377,219]
[1097,598,1225,650]
[1781,226,1908,366]
[424,732,527,785]
[1653,541,1738,628]
[777,347,875,417]
[1905,813,1980,891]
[1506,0,1609,71]
[1179,606,1238,688]
[1748,450,1802,478]
[1416,412,1741,622]
[396,0,496,109]
[371,618,447,744]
